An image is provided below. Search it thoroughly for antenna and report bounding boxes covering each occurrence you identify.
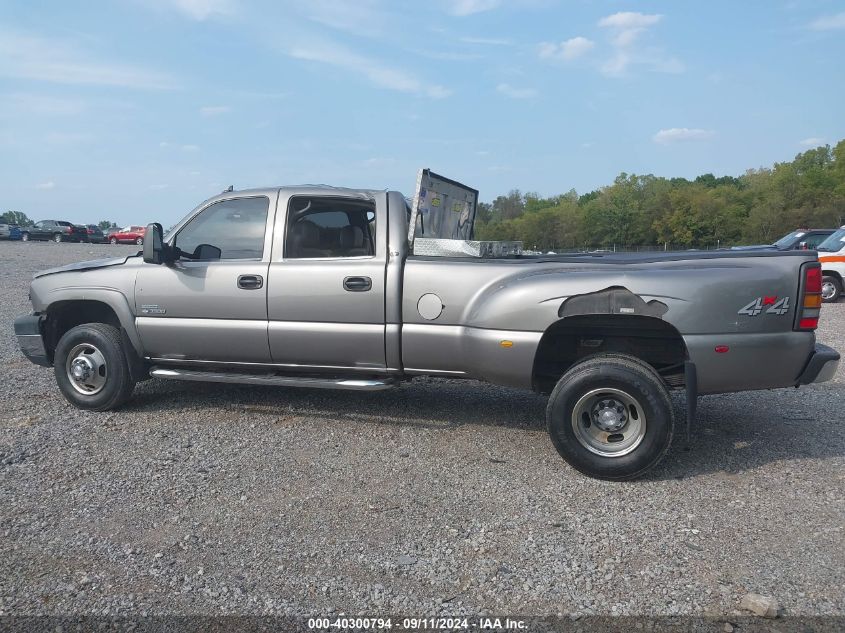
[223,185,234,193]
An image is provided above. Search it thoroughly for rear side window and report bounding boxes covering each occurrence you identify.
[175,196,269,260]
[285,197,375,259]
[804,233,830,249]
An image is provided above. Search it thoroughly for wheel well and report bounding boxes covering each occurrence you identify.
[532,315,689,393]
[822,270,843,284]
[43,300,121,361]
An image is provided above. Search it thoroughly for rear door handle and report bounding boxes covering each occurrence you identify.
[237,274,264,290]
[343,276,372,292]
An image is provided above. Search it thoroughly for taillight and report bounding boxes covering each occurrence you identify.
[795,263,822,330]
[65,226,73,233]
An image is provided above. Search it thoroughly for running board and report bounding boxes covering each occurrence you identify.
[149,366,397,391]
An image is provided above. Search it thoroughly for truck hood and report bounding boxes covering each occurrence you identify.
[33,254,139,279]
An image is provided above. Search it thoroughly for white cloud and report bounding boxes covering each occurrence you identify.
[653,128,714,144]
[598,12,662,30]
[153,0,235,20]
[448,0,500,16]
[460,36,512,46]
[496,83,537,99]
[0,28,173,89]
[3,93,86,116]
[597,11,682,76]
[287,39,450,98]
[799,137,826,147]
[301,0,387,36]
[200,105,231,116]
[181,144,200,152]
[148,183,169,190]
[538,36,595,61]
[36,181,56,190]
[808,12,845,30]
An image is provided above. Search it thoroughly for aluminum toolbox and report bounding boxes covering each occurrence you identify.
[412,238,523,258]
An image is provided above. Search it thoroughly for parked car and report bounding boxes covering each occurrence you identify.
[84,225,107,244]
[12,171,840,481]
[732,228,836,251]
[108,226,145,245]
[0,223,22,240]
[20,220,88,243]
[817,226,845,303]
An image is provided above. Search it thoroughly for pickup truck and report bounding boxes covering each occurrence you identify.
[13,174,841,480]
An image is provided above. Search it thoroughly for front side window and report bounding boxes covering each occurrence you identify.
[175,196,269,260]
[803,233,830,249]
[285,197,375,259]
[818,228,845,252]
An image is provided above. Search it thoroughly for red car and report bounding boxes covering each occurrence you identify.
[108,225,146,245]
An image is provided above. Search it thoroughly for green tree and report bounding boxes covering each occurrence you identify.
[1,211,32,225]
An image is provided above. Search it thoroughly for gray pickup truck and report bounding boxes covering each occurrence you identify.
[13,171,840,480]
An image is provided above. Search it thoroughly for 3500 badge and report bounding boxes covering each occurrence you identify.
[738,295,790,316]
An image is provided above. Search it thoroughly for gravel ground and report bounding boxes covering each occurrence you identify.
[0,241,843,620]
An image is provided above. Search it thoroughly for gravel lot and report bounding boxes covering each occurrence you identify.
[1,242,843,621]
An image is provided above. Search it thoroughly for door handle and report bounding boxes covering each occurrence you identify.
[343,276,372,292]
[237,274,264,290]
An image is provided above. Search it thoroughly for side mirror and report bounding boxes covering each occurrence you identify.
[193,244,222,261]
[143,223,164,264]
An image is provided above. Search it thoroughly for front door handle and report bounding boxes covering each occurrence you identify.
[343,276,372,292]
[237,274,264,290]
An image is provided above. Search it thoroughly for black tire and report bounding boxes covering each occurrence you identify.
[53,233,63,243]
[822,275,842,303]
[110,237,118,245]
[546,354,674,481]
[21,232,29,242]
[135,237,144,245]
[53,323,136,411]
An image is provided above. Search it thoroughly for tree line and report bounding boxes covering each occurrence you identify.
[474,140,845,251]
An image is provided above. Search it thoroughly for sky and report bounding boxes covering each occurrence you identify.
[1,0,844,227]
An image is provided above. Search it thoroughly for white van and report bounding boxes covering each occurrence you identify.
[818,226,845,302]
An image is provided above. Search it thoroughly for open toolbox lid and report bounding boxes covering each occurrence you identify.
[408,169,479,242]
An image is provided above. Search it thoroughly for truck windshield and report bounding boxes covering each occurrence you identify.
[773,230,804,249]
[817,228,845,252]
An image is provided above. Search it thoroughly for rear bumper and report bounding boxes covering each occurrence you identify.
[13,314,51,367]
[796,343,840,385]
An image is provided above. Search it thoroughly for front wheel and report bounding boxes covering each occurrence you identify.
[546,354,674,480]
[109,237,118,244]
[53,323,136,411]
[21,232,29,242]
[822,275,842,303]
[53,233,63,243]
[135,237,144,245]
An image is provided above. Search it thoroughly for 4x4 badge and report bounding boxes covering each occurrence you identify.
[738,296,790,316]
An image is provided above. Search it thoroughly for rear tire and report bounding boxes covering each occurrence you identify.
[822,275,842,303]
[21,232,29,242]
[110,237,118,245]
[53,233,63,243]
[135,237,144,245]
[546,354,674,481]
[54,323,136,411]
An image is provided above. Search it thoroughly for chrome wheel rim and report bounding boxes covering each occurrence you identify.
[54,234,62,242]
[822,280,836,300]
[65,343,108,395]
[136,237,143,245]
[21,233,29,241]
[571,387,647,457]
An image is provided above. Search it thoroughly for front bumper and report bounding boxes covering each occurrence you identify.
[14,314,51,367]
[796,343,840,385]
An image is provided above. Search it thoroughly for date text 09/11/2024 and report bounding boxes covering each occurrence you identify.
[307,617,527,630]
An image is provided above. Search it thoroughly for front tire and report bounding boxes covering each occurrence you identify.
[135,237,144,245]
[546,354,674,480]
[21,232,29,242]
[110,237,118,244]
[822,275,842,303]
[53,323,136,411]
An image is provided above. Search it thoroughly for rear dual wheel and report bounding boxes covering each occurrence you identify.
[546,354,674,480]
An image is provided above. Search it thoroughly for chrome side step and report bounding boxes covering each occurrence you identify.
[149,366,397,391]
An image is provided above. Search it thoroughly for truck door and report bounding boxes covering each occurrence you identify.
[266,191,387,370]
[134,194,275,363]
